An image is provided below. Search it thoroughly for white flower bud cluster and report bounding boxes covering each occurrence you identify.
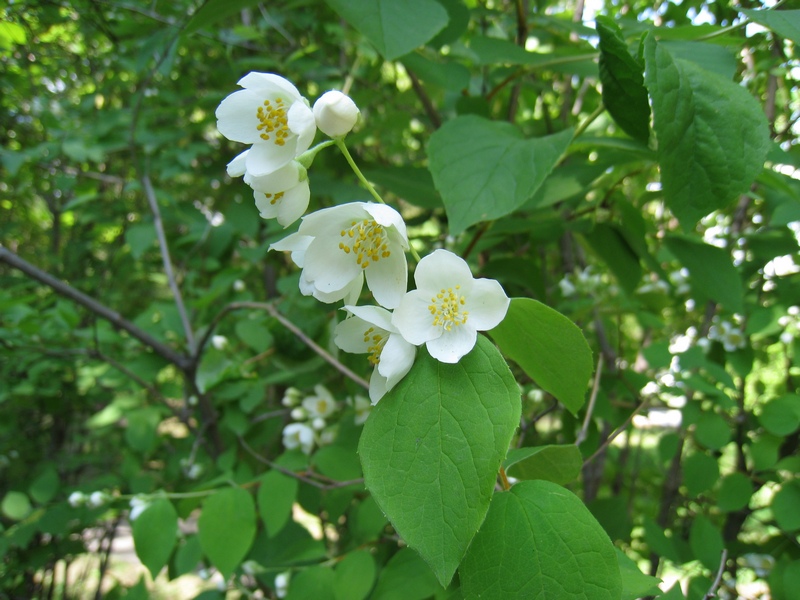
[281,385,340,455]
[707,316,746,353]
[778,306,799,345]
[68,490,111,508]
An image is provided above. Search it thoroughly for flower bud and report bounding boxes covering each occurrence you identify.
[313,90,360,138]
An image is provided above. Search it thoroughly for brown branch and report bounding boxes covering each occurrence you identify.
[406,68,442,129]
[0,245,192,372]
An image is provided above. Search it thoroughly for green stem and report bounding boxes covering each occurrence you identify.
[573,103,605,140]
[334,138,422,262]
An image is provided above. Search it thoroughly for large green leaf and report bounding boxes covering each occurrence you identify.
[664,235,743,312]
[132,498,178,579]
[489,298,593,416]
[596,17,650,143]
[616,549,663,600]
[198,487,257,579]
[459,480,622,599]
[427,117,573,234]
[257,470,298,537]
[644,34,770,225]
[742,9,800,45]
[359,337,521,587]
[504,445,583,485]
[324,0,448,60]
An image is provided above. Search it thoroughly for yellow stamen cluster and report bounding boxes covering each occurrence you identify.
[363,326,387,366]
[338,219,391,269]
[264,191,285,205]
[256,97,290,145]
[429,285,469,330]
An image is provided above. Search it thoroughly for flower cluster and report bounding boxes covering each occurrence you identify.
[280,386,340,454]
[707,316,746,353]
[218,73,510,403]
[778,305,799,345]
[559,266,607,298]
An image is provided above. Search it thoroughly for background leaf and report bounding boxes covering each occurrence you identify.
[427,117,573,234]
[359,337,521,586]
[132,498,178,579]
[198,487,257,579]
[504,445,583,485]
[489,298,593,415]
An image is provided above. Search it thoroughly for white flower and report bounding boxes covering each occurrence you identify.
[246,160,310,227]
[274,572,290,598]
[290,407,306,420]
[211,335,228,350]
[282,422,315,454]
[129,496,150,521]
[216,72,316,177]
[558,277,576,297]
[68,491,86,507]
[270,202,409,308]
[281,387,303,407]
[319,426,338,446]
[302,385,338,419]
[313,90,360,138]
[350,394,372,425]
[392,249,510,364]
[334,305,416,403]
[88,491,109,508]
[781,331,794,345]
[233,279,246,292]
[311,417,326,430]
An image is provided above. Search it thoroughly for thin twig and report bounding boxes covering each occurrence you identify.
[704,549,729,599]
[0,245,192,372]
[583,396,650,465]
[141,173,196,355]
[406,68,442,129]
[576,357,603,446]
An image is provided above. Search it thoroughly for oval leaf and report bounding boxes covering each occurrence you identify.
[460,480,622,599]
[428,117,573,234]
[489,298,593,415]
[198,487,257,579]
[257,470,298,537]
[504,445,583,485]
[132,498,178,579]
[359,336,521,587]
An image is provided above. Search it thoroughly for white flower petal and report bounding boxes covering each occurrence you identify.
[216,89,264,144]
[426,325,477,364]
[309,273,364,304]
[466,278,510,331]
[270,233,312,268]
[287,101,316,154]
[364,203,409,247]
[368,369,389,404]
[299,202,368,235]
[303,237,361,293]
[393,290,442,345]
[246,142,295,177]
[365,250,408,309]
[334,315,376,354]
[343,305,395,332]
[378,333,416,386]
[246,162,301,192]
[227,150,248,177]
[276,182,310,227]
[414,249,473,292]
[238,72,302,100]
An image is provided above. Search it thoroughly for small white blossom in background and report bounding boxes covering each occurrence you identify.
[558,266,604,298]
[334,305,416,403]
[88,491,110,508]
[282,422,315,455]
[211,335,228,350]
[216,72,316,178]
[778,306,799,345]
[302,385,338,419]
[68,491,86,507]
[637,278,670,295]
[313,90,360,138]
[233,279,246,292]
[129,496,150,521]
[708,317,746,353]
[271,202,409,308]
[392,249,510,364]
[246,160,310,227]
[319,426,338,446]
[668,268,691,295]
[349,394,372,425]
[281,387,303,407]
[274,572,290,598]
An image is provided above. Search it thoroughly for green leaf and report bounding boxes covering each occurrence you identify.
[644,34,770,225]
[459,481,622,599]
[742,9,800,45]
[427,117,573,234]
[694,412,732,450]
[124,407,161,454]
[504,445,583,485]
[324,0,449,60]
[125,223,156,260]
[257,470,298,537]
[29,466,59,505]
[596,17,650,143]
[287,566,336,600]
[689,515,724,572]
[660,40,737,79]
[582,223,643,294]
[1,492,32,521]
[772,481,800,532]
[183,0,264,35]
[400,53,470,92]
[489,298,593,415]
[371,548,440,600]
[132,498,178,579]
[363,166,441,209]
[173,535,203,578]
[616,549,663,600]
[716,473,753,513]
[683,452,719,498]
[334,550,376,600]
[359,337,521,587]
[198,487,257,578]
[665,235,743,312]
[758,394,800,436]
